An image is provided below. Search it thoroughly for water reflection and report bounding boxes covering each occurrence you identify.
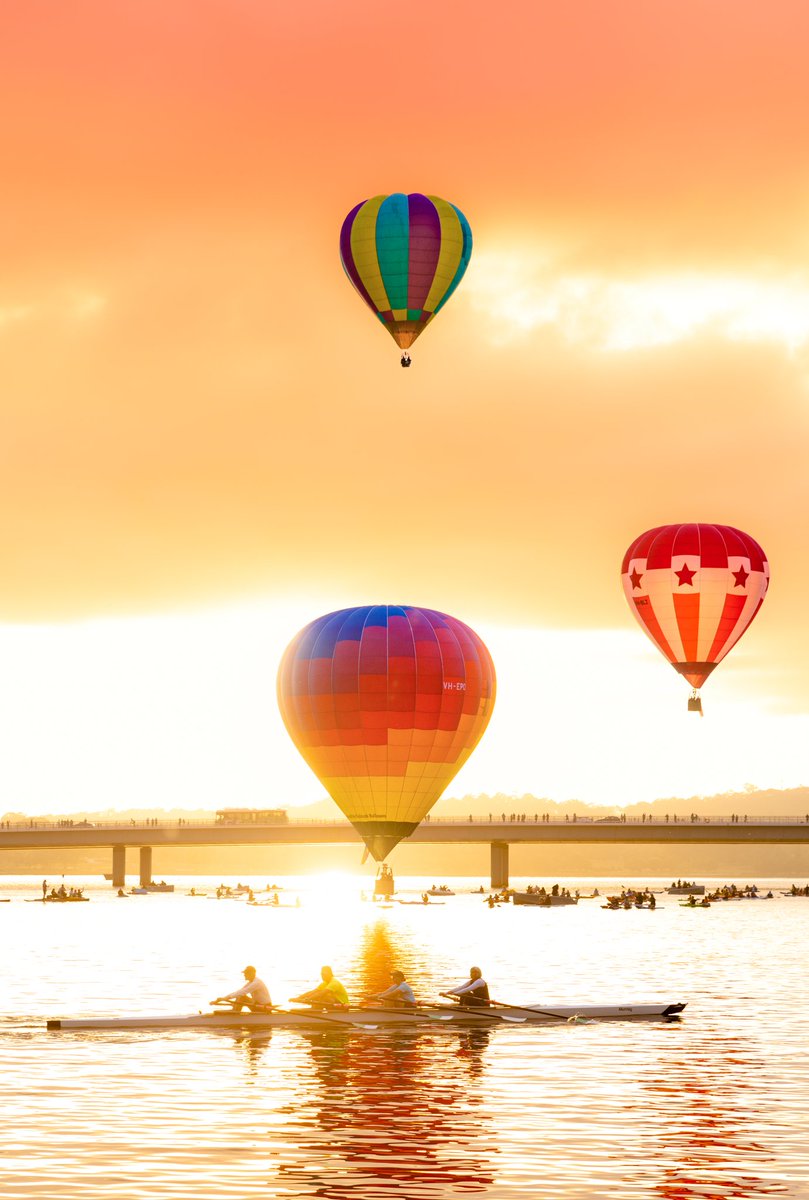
[643,1037,788,1198]
[353,919,413,998]
[277,1028,497,1197]
[454,1027,491,1078]
[272,919,497,1195]
[230,1031,273,1079]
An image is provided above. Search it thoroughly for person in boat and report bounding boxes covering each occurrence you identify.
[442,966,490,1007]
[212,965,272,1012]
[370,970,416,1008]
[290,965,349,1010]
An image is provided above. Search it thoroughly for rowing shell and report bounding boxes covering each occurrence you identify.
[47,1002,686,1032]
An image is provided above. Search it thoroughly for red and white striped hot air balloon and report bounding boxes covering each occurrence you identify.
[621,523,770,714]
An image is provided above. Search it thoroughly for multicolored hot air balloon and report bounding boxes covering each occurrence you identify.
[277,605,495,861]
[621,523,770,713]
[339,194,472,363]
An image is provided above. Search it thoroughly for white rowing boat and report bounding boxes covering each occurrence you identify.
[47,1001,686,1032]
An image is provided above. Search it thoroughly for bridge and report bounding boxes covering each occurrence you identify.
[2,815,809,887]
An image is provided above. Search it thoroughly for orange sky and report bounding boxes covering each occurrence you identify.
[3,1,809,812]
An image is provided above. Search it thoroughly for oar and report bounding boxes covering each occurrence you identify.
[212,1000,379,1031]
[287,1002,380,1031]
[414,1003,458,1022]
[489,999,583,1023]
[436,994,529,1024]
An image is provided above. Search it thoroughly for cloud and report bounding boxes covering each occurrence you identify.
[472,251,809,353]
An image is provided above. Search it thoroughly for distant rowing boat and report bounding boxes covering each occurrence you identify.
[47,1001,686,1032]
[601,904,659,910]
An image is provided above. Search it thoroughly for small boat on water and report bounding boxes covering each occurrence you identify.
[513,892,577,906]
[131,883,174,894]
[426,886,455,896]
[47,1000,686,1032]
[27,895,89,903]
[667,883,705,895]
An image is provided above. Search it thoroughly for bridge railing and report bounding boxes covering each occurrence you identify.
[1,813,809,831]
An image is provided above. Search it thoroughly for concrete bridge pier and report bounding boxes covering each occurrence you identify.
[111,845,126,888]
[491,841,509,889]
[139,846,152,887]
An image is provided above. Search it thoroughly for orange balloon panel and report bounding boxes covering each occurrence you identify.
[621,523,769,692]
[277,606,496,860]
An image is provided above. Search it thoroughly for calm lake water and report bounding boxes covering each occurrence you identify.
[2,872,808,1200]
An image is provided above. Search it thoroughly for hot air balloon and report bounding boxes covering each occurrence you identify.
[277,605,495,861]
[339,194,472,365]
[621,523,769,714]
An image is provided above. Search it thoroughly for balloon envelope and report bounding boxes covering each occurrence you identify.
[277,605,496,861]
[339,193,472,351]
[621,523,769,691]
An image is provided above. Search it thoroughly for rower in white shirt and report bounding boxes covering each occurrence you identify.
[212,965,272,1011]
[371,970,416,1007]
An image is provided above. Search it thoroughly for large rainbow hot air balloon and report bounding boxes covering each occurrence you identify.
[277,605,495,860]
[621,523,770,713]
[339,194,472,363]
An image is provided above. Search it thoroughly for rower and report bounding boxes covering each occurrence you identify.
[441,966,490,1007]
[290,965,349,1009]
[212,965,272,1012]
[370,970,416,1008]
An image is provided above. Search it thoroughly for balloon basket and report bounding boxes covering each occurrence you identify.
[687,693,703,716]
